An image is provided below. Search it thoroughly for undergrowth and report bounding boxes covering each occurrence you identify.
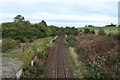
[75,33,120,78]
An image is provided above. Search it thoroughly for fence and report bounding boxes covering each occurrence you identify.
[15,69,22,78]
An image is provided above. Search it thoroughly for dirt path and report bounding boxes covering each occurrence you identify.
[44,34,74,78]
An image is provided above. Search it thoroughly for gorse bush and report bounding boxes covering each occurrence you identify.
[2,38,18,52]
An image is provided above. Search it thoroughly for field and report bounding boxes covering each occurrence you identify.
[79,27,119,35]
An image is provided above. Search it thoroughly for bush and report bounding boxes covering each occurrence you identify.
[65,27,78,36]
[91,30,95,34]
[78,53,86,61]
[2,38,17,52]
[76,34,119,78]
[23,38,31,43]
[66,35,76,47]
[79,30,82,32]
[98,29,106,36]
[84,63,104,78]
[113,34,120,41]
[108,33,120,41]
[108,33,112,37]
[21,63,44,78]
[2,20,60,43]
[84,29,90,33]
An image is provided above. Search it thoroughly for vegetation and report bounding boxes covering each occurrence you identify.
[66,26,119,78]
[64,27,78,36]
[79,27,119,35]
[2,15,59,49]
[2,15,59,78]
[14,15,25,22]
[2,38,18,52]
[83,29,95,34]
[2,15,59,52]
[2,14,120,78]
[108,33,120,41]
[98,29,106,36]
[66,35,76,47]
[68,47,86,78]
[21,50,48,78]
[84,29,90,33]
[65,26,78,47]
[2,49,34,69]
[75,33,120,78]
[2,37,52,78]
[21,37,56,78]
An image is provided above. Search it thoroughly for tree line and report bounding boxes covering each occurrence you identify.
[2,15,60,43]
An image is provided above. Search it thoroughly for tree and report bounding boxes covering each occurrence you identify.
[88,25,94,27]
[85,25,87,27]
[111,23,113,26]
[2,17,60,43]
[84,29,90,33]
[14,15,25,22]
[41,20,47,26]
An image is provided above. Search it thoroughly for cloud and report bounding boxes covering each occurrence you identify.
[1,0,118,3]
[24,12,117,27]
[0,0,119,27]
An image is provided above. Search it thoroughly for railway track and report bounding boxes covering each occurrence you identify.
[44,34,74,79]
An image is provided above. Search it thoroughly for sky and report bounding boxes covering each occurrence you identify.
[119,1,120,25]
[0,0,119,27]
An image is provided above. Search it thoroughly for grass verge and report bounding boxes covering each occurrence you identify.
[68,47,87,78]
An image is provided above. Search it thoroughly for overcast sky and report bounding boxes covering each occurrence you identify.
[0,0,119,27]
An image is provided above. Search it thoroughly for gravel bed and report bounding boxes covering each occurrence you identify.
[0,57,23,78]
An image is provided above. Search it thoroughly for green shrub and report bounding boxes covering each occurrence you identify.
[84,29,90,33]
[65,27,78,36]
[2,19,60,43]
[79,30,82,32]
[21,64,44,78]
[113,34,120,41]
[98,29,106,36]
[78,53,86,61]
[108,33,112,37]
[91,30,95,34]
[2,38,17,52]
[66,35,76,47]
[84,63,105,78]
[108,33,120,41]
[31,45,37,53]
